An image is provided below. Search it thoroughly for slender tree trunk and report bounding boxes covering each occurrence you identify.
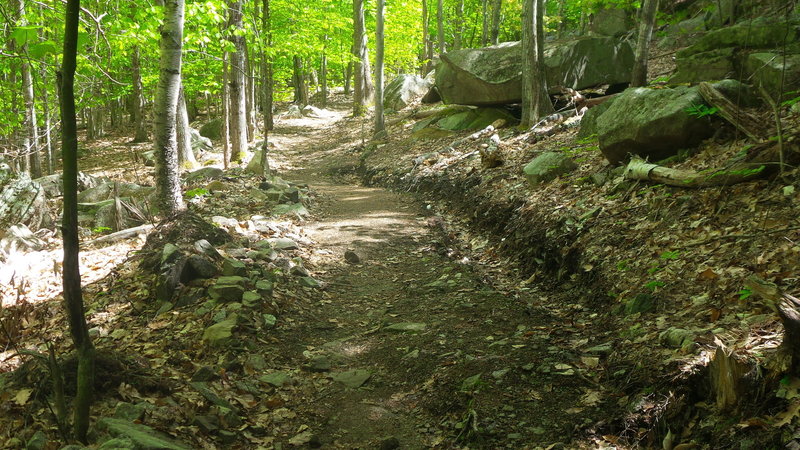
[482,0,490,45]
[132,47,149,142]
[352,0,374,116]
[454,0,465,50]
[320,46,328,108]
[18,0,41,177]
[227,0,248,163]
[176,85,197,169]
[437,0,446,54]
[153,0,186,215]
[491,0,502,45]
[292,56,308,105]
[421,0,430,74]
[631,0,660,87]
[41,66,54,174]
[344,60,353,95]
[374,0,387,139]
[60,0,95,442]
[222,52,231,170]
[245,43,255,142]
[259,0,271,175]
[521,0,553,127]
[558,0,567,37]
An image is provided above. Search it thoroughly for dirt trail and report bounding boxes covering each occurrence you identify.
[261,107,608,448]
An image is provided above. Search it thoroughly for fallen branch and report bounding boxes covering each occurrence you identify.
[83,224,154,246]
[698,82,766,141]
[745,276,800,375]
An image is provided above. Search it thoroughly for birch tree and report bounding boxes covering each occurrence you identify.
[374,0,387,139]
[631,0,660,87]
[521,0,553,127]
[227,0,248,163]
[153,0,186,215]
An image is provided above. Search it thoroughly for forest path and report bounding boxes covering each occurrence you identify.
[260,104,603,448]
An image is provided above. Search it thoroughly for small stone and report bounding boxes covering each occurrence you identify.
[263,314,277,328]
[114,402,147,421]
[660,328,695,349]
[290,265,310,277]
[161,243,181,266]
[330,369,372,388]
[269,238,299,251]
[194,239,222,260]
[202,315,238,346]
[344,250,361,264]
[259,372,292,387]
[191,365,219,382]
[255,280,274,297]
[208,283,244,302]
[307,355,332,372]
[380,437,400,450]
[187,255,218,279]
[385,322,426,333]
[299,277,322,288]
[222,258,247,277]
[242,291,261,306]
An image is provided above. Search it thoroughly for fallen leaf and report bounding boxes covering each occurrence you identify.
[14,389,31,406]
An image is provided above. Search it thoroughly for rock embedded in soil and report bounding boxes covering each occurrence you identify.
[384,322,427,333]
[113,402,148,422]
[221,257,247,276]
[307,355,332,372]
[269,237,299,251]
[96,418,190,450]
[299,276,322,288]
[330,369,372,389]
[523,152,578,186]
[202,315,238,346]
[344,250,361,264]
[259,372,293,387]
[185,167,223,184]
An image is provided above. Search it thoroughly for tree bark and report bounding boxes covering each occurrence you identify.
[344,60,352,95]
[521,0,553,127]
[227,0,248,163]
[40,66,54,174]
[19,0,41,178]
[132,46,149,142]
[221,52,231,170]
[437,0,446,54]
[259,0,272,175]
[374,0,387,139]
[482,0,490,46]
[292,56,308,105]
[60,0,95,442]
[176,84,197,169]
[631,0,660,87]
[352,0,374,116]
[245,42,256,142]
[153,0,186,215]
[491,0,502,45]
[454,0,465,50]
[320,47,328,108]
[421,0,430,74]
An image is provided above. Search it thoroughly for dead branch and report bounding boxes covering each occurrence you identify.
[698,82,766,141]
[83,224,154,246]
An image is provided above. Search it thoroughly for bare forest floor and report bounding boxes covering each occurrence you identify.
[1,92,799,449]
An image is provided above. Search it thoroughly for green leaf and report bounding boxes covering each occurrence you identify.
[29,41,58,58]
[11,26,40,47]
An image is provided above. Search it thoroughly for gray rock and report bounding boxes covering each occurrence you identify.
[302,105,326,117]
[244,148,269,175]
[202,315,238,346]
[678,17,798,57]
[299,277,322,288]
[242,291,261,306]
[259,372,292,387]
[624,293,655,315]
[272,203,309,216]
[209,280,245,302]
[190,127,214,153]
[746,52,800,102]
[0,168,48,231]
[384,74,434,111]
[96,418,190,450]
[577,97,616,139]
[77,181,152,204]
[434,36,634,106]
[94,201,144,232]
[199,118,222,140]
[195,239,222,259]
[221,258,247,277]
[25,431,47,450]
[344,250,361,264]
[596,85,715,164]
[307,355,332,372]
[671,48,735,84]
[659,327,695,349]
[255,280,273,297]
[285,104,303,119]
[330,369,372,389]
[290,265,310,277]
[269,238,299,251]
[185,167,223,184]
[385,322,427,333]
[523,152,577,186]
[589,8,631,37]
[187,255,218,279]
[113,402,147,422]
[35,171,105,197]
[435,107,516,131]
[0,224,44,258]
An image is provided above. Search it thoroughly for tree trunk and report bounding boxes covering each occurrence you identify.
[491,0,502,45]
[153,0,186,215]
[222,52,231,169]
[454,0,465,50]
[521,0,553,127]
[352,0,374,116]
[18,0,41,178]
[132,47,149,142]
[374,0,387,139]
[631,0,659,87]
[176,85,197,169]
[60,0,95,442]
[421,0,430,74]
[344,60,352,95]
[245,43,255,142]
[558,0,567,37]
[41,66,54,174]
[320,46,328,108]
[292,56,308,105]
[259,0,272,175]
[227,0,248,163]
[437,0,446,54]
[482,0,490,46]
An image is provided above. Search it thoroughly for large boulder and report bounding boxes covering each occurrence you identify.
[199,118,222,140]
[190,128,214,154]
[746,52,800,102]
[0,165,48,231]
[589,8,632,37]
[595,85,715,164]
[35,171,106,197]
[435,36,634,106]
[678,17,798,57]
[77,181,154,203]
[670,48,736,84]
[384,74,434,111]
[412,106,517,132]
